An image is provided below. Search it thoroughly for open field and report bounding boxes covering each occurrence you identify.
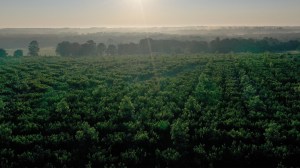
[0,54,300,167]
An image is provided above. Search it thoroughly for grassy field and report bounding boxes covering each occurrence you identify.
[0,54,300,167]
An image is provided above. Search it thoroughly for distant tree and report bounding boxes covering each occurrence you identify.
[79,40,97,56]
[28,40,40,56]
[97,43,106,56]
[118,43,140,55]
[139,38,153,54]
[71,42,81,56]
[284,40,300,51]
[0,48,8,57]
[106,44,117,56]
[56,41,72,56]
[87,40,97,55]
[13,49,23,57]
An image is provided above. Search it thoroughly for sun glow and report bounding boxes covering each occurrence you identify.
[124,0,145,10]
[124,0,156,8]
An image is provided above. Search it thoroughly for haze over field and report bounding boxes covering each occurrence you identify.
[1,0,300,50]
[1,0,300,28]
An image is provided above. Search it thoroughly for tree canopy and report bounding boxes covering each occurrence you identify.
[55,38,300,57]
[0,53,299,167]
[28,40,40,56]
[0,48,8,57]
[13,49,24,57]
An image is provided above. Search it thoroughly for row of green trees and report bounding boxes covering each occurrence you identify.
[1,37,299,58]
[0,54,299,167]
[56,37,300,57]
[0,40,39,57]
[0,49,23,57]
[56,40,117,57]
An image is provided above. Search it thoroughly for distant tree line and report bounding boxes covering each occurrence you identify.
[55,37,300,57]
[0,48,25,58]
[0,40,39,57]
[210,37,300,53]
[56,40,117,57]
[1,38,300,58]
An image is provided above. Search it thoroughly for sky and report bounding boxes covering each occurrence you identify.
[0,0,300,28]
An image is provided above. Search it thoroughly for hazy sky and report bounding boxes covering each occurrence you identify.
[1,0,300,28]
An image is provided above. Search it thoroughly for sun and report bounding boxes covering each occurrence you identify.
[127,0,143,6]
[125,0,153,7]
[117,0,159,27]
[120,0,147,14]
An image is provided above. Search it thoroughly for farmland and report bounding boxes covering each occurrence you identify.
[0,54,300,167]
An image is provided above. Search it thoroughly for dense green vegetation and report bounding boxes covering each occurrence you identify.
[0,54,300,167]
[56,38,300,57]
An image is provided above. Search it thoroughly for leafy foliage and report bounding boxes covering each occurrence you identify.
[0,48,8,57]
[55,38,300,57]
[13,49,23,57]
[28,40,40,56]
[0,53,299,167]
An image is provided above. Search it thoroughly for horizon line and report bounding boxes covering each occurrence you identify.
[1,25,300,29]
